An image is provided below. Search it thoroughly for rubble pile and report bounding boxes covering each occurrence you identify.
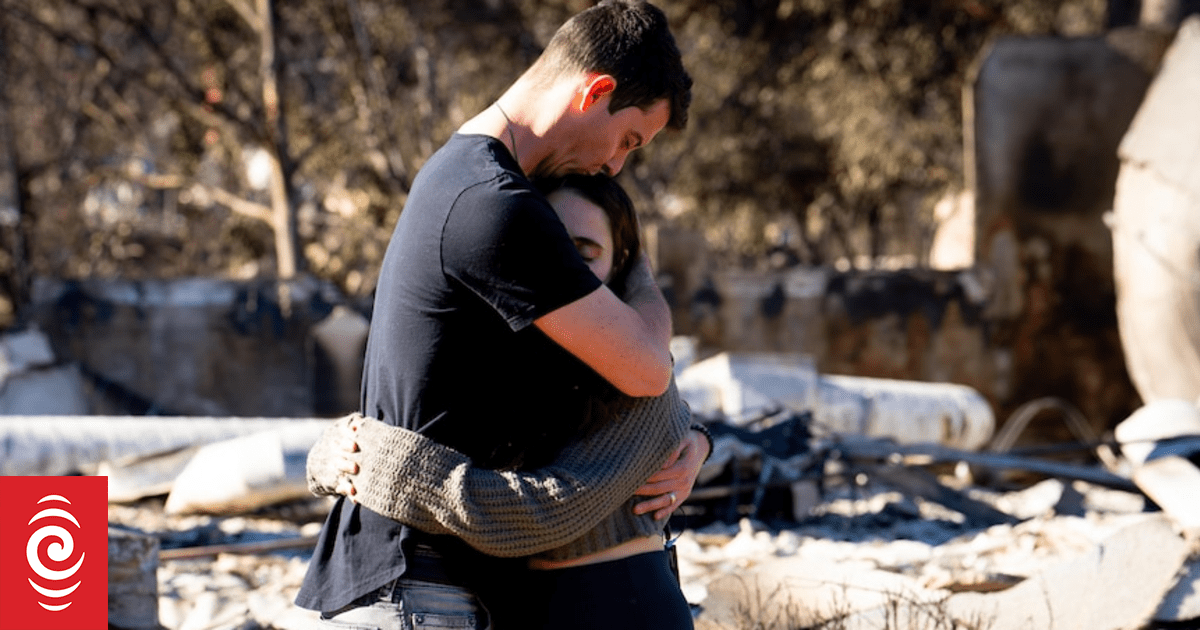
[6,325,1200,629]
[103,464,1198,630]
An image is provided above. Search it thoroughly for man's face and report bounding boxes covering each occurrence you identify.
[548,98,671,179]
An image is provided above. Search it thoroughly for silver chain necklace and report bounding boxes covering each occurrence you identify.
[494,103,520,169]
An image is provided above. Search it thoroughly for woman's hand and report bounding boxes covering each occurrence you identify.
[333,415,363,500]
[631,429,709,520]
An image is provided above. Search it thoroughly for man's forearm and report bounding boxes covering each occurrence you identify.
[533,252,672,397]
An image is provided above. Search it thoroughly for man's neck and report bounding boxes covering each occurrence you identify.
[458,78,577,177]
[456,105,523,166]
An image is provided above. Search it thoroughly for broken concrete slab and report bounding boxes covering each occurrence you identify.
[0,364,90,415]
[697,555,942,630]
[944,514,1187,630]
[0,327,89,415]
[1117,16,1200,196]
[163,424,330,515]
[1113,16,1200,404]
[1133,457,1200,536]
[100,446,202,503]
[0,326,56,375]
[1114,398,1200,465]
[1115,399,1200,534]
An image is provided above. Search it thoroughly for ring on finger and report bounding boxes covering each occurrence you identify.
[668,492,677,505]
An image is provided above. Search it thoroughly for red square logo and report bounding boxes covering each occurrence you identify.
[0,476,108,630]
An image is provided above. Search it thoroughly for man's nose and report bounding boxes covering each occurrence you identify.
[602,151,629,177]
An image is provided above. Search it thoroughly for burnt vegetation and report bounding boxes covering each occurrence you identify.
[0,0,1116,328]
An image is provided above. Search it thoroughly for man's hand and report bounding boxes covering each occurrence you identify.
[632,429,710,520]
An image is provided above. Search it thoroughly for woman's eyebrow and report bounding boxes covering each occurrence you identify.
[573,236,605,250]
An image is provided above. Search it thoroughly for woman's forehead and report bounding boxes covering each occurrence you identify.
[548,190,612,236]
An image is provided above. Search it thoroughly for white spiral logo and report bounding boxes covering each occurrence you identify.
[26,494,85,612]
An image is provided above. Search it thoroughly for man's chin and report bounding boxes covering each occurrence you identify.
[537,165,601,179]
[545,168,593,178]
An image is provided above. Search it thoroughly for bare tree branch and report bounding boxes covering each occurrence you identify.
[123,170,271,225]
[256,0,297,279]
[222,0,261,32]
[200,184,273,224]
[345,0,409,191]
[5,1,256,142]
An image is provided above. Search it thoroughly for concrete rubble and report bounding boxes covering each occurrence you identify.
[103,468,1197,630]
[1115,399,1200,537]
[681,355,1200,629]
[96,373,1200,629]
[4,322,1200,628]
[161,424,331,516]
[0,326,89,415]
[693,511,1189,630]
[5,317,1200,630]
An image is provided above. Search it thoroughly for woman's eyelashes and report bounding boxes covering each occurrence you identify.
[575,239,603,263]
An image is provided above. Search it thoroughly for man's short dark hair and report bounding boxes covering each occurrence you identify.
[537,0,692,130]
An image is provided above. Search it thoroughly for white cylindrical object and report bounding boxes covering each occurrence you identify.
[0,416,332,476]
[817,375,995,450]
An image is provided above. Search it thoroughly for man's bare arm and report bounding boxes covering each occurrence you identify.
[535,254,672,397]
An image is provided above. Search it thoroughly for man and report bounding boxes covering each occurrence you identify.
[296,1,701,627]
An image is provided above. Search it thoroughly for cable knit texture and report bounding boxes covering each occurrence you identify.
[306,378,691,559]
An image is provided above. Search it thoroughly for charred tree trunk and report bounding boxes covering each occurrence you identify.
[0,13,28,324]
[257,0,299,280]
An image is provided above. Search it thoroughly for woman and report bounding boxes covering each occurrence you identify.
[307,174,710,629]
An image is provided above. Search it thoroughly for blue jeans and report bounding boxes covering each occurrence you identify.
[317,578,491,630]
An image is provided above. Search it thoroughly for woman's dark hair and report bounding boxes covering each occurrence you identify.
[534,0,692,130]
[538,174,642,296]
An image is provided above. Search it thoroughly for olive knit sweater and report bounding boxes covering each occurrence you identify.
[306,377,692,561]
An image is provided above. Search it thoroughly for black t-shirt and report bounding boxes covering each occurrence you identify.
[295,135,604,612]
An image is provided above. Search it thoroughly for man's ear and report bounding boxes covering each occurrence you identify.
[579,74,617,113]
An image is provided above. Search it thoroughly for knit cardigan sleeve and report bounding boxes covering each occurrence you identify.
[306,377,691,559]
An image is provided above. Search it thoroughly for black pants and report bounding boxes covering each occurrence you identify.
[515,550,693,630]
